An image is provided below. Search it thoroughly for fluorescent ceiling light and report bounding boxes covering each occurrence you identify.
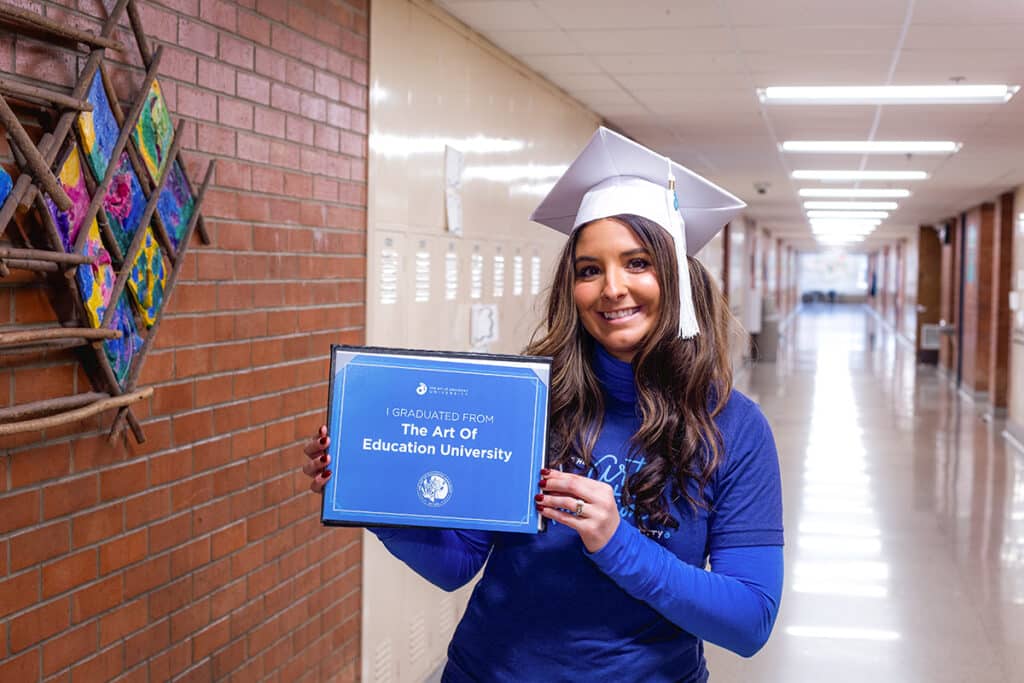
[784,626,901,641]
[804,201,898,210]
[782,140,960,154]
[811,219,880,229]
[759,85,1018,104]
[799,188,910,198]
[793,170,928,181]
[816,235,866,244]
[807,210,889,219]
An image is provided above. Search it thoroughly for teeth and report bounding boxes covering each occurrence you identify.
[602,308,639,320]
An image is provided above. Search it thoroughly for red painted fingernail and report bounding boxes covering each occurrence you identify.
[538,479,547,488]
[320,454,327,463]
[540,468,551,476]
[535,504,543,512]
[319,437,327,446]
[534,493,544,502]
[323,469,332,479]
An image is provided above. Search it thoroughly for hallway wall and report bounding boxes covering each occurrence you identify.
[0,1,368,680]
[1008,187,1024,432]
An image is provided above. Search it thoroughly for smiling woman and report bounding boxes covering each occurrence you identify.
[301,127,783,682]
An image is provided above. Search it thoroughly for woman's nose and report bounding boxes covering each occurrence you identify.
[601,267,627,300]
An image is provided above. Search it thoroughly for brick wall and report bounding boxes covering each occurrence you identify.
[1,0,367,680]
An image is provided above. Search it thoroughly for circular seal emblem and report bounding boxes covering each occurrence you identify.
[417,471,452,507]
[415,382,428,396]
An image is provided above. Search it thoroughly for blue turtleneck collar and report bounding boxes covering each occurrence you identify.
[592,344,638,413]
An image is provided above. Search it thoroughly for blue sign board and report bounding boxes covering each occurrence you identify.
[322,346,551,533]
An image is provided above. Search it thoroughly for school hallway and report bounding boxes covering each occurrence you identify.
[703,303,1024,682]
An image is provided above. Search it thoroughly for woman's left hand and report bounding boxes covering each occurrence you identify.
[536,469,620,553]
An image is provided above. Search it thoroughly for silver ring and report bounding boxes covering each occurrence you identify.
[574,499,585,517]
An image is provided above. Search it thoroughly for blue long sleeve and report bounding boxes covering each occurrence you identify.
[369,527,493,592]
[588,523,783,656]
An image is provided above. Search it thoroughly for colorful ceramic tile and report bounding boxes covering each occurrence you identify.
[157,159,194,250]
[104,293,142,387]
[76,71,120,180]
[75,219,115,327]
[127,227,166,328]
[132,79,174,183]
[0,166,12,205]
[103,151,147,255]
[45,146,92,253]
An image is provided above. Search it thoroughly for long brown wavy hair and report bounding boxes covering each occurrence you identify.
[526,214,737,530]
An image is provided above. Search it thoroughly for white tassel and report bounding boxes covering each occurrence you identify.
[666,171,700,338]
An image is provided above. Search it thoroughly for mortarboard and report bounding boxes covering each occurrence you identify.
[530,127,746,338]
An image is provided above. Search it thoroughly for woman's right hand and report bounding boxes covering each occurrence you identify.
[302,424,333,493]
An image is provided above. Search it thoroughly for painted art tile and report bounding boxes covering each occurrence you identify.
[104,292,142,387]
[157,159,194,250]
[75,219,116,327]
[104,151,148,255]
[76,71,120,180]
[127,227,167,328]
[133,79,174,183]
[0,166,12,205]
[46,146,92,253]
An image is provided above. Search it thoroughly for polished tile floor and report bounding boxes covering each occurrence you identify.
[707,304,1024,682]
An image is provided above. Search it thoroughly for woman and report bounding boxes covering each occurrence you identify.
[302,129,783,681]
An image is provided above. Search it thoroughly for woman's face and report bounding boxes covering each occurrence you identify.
[572,218,662,362]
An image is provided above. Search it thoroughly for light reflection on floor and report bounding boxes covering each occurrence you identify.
[708,303,1024,682]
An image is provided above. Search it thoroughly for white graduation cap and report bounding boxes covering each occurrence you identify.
[530,126,746,338]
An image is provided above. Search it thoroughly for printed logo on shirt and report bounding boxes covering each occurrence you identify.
[591,453,672,541]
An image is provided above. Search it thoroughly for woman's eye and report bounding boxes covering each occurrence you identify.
[576,265,599,278]
[627,258,651,270]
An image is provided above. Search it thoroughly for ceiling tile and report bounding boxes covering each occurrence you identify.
[438,1,558,31]
[913,0,1024,24]
[596,52,745,74]
[539,0,723,30]
[518,54,601,74]
[722,0,909,26]
[566,28,735,54]
[734,26,903,52]
[483,30,579,55]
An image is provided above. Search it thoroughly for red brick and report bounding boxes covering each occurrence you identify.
[11,521,69,571]
[10,599,70,652]
[126,620,170,669]
[42,549,97,598]
[125,490,170,529]
[100,461,148,501]
[124,556,170,599]
[71,574,122,621]
[192,498,232,537]
[0,490,39,533]
[10,441,71,488]
[237,72,270,105]
[172,409,215,442]
[0,569,39,618]
[100,597,148,646]
[238,11,270,44]
[171,537,211,578]
[179,17,218,57]
[212,639,245,679]
[70,643,124,682]
[72,503,124,548]
[150,576,193,618]
[100,530,148,574]
[0,650,40,681]
[177,84,219,122]
[219,34,254,70]
[42,621,97,675]
[201,0,237,31]
[219,97,254,129]
[147,639,191,681]
[171,599,211,643]
[41,474,98,520]
[193,556,231,599]
[150,512,193,554]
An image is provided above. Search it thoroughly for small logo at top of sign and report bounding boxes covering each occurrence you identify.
[415,382,428,396]
[417,471,452,507]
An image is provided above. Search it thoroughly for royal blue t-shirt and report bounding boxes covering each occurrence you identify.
[372,345,784,682]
